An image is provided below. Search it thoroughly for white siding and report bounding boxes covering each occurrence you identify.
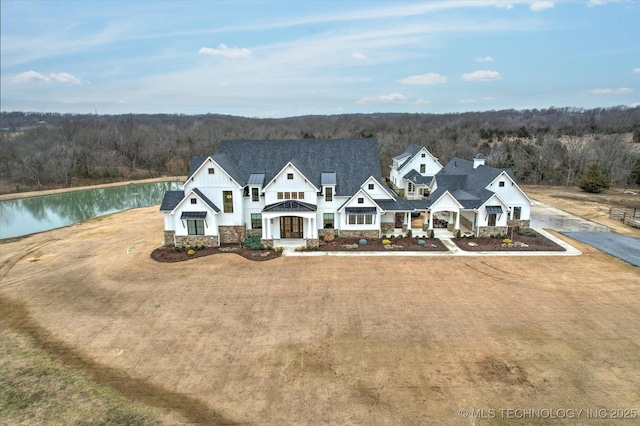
[264,164,318,205]
[486,173,532,220]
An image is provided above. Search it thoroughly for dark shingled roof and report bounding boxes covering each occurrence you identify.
[425,158,514,209]
[263,200,317,212]
[160,190,184,211]
[200,139,384,196]
[393,144,424,170]
[402,169,433,185]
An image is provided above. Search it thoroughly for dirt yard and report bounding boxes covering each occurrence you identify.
[1,192,639,424]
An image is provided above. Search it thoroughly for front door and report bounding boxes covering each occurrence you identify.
[280,216,303,238]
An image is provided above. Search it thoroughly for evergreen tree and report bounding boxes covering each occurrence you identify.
[578,163,610,193]
[628,158,640,186]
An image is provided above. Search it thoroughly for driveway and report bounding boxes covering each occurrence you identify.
[532,201,640,268]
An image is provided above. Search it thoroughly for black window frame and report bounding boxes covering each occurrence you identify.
[187,219,205,235]
[251,213,262,229]
[223,190,233,213]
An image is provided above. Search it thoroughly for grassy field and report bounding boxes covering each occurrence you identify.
[1,187,639,425]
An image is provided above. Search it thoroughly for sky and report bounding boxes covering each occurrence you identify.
[1,0,639,117]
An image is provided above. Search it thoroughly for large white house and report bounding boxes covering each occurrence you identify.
[160,139,533,248]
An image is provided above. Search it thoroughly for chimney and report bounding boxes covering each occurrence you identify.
[473,153,485,169]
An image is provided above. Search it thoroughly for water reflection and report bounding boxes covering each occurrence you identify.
[0,182,181,239]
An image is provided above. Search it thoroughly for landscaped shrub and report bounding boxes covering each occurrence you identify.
[242,235,264,250]
[382,239,391,245]
[396,235,403,239]
[429,229,435,239]
[406,229,412,238]
[417,239,426,246]
[503,238,513,244]
[381,234,387,239]
[324,233,335,242]
[187,249,196,256]
[456,229,461,238]
[359,238,367,245]
[519,228,538,237]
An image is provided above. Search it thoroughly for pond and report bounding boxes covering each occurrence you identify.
[0,181,181,240]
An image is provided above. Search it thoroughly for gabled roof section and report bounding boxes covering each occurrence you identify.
[160,191,184,211]
[403,169,433,185]
[263,160,318,191]
[192,188,220,213]
[373,198,419,212]
[262,200,317,212]
[393,144,422,162]
[211,153,246,186]
[218,139,381,196]
[187,157,207,179]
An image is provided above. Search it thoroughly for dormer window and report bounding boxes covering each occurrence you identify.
[251,187,259,202]
[325,187,333,202]
[287,173,293,180]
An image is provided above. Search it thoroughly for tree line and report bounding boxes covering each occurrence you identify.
[1,106,639,193]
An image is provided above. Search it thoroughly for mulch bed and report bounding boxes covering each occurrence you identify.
[451,234,565,252]
[317,237,448,252]
[151,244,283,263]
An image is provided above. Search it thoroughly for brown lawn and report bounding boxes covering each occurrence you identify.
[1,191,639,424]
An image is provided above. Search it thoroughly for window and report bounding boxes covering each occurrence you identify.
[284,191,290,199]
[251,213,262,229]
[323,213,334,229]
[223,191,233,213]
[291,192,298,199]
[420,164,426,174]
[488,213,497,226]
[208,168,215,174]
[277,192,284,200]
[348,214,373,225]
[513,207,522,220]
[287,173,293,180]
[408,182,415,193]
[368,183,374,190]
[298,192,304,199]
[421,153,426,158]
[251,187,259,202]
[499,181,505,187]
[325,187,333,202]
[187,220,204,235]
[357,197,364,204]
[190,198,197,204]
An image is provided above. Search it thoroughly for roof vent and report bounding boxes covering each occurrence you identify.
[473,153,485,169]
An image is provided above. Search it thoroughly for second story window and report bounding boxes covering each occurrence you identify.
[325,187,333,202]
[287,173,293,180]
[208,168,215,174]
[420,164,426,174]
[190,198,197,204]
[223,191,233,213]
[357,197,364,204]
[368,183,374,190]
[252,187,259,202]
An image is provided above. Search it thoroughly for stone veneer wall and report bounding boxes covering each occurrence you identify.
[318,228,338,238]
[219,225,246,244]
[261,239,274,249]
[306,239,320,249]
[381,222,394,234]
[175,235,219,248]
[246,229,262,237]
[164,231,175,246]
[477,226,508,237]
[509,219,530,229]
[339,229,379,239]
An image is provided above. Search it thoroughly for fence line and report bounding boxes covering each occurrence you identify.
[609,207,640,228]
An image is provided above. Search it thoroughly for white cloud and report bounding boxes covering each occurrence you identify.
[530,1,554,11]
[413,99,429,105]
[588,87,633,95]
[633,68,640,73]
[199,44,252,58]
[460,99,476,104]
[399,72,447,85]
[475,56,494,62]
[462,70,502,81]
[630,102,640,107]
[588,0,607,6]
[11,70,83,84]
[357,93,407,104]
[352,52,367,60]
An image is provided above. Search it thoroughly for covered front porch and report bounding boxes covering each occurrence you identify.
[260,200,319,248]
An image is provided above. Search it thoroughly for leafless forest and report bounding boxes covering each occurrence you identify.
[1,106,639,193]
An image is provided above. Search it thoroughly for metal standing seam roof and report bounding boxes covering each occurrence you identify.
[321,171,337,185]
[180,211,207,219]
[486,205,504,214]
[262,200,317,212]
[248,173,266,186]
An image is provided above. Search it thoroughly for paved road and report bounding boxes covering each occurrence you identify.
[561,232,640,268]
[531,201,640,268]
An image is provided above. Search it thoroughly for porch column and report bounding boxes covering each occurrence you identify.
[428,211,434,230]
[262,218,268,239]
[266,217,272,239]
[311,217,316,239]
[455,211,460,230]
